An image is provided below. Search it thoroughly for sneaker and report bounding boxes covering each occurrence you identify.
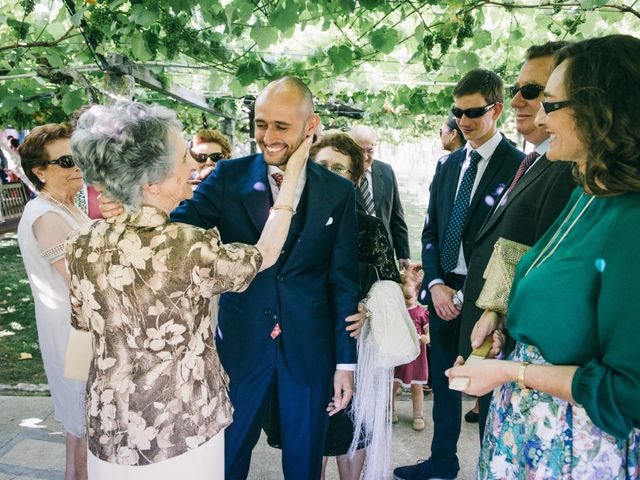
[412,417,425,431]
[464,408,479,423]
[393,459,458,480]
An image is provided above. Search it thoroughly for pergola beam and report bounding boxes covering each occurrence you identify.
[106,53,232,119]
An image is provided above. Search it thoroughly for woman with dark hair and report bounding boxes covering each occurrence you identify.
[17,123,89,480]
[439,115,466,152]
[265,133,400,480]
[447,34,640,478]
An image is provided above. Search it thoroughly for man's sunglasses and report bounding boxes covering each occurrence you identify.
[190,151,225,163]
[43,155,75,168]
[542,100,572,114]
[510,83,545,100]
[451,103,497,119]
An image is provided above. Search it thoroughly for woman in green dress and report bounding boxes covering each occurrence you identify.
[446,34,640,479]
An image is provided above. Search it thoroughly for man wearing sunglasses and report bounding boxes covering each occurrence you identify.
[458,41,577,447]
[395,69,523,480]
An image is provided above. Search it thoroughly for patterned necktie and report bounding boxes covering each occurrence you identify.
[507,151,540,193]
[271,172,284,189]
[440,150,482,273]
[358,174,376,216]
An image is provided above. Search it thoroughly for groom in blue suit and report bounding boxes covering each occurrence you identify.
[171,77,360,479]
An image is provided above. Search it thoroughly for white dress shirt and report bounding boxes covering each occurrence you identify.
[268,165,306,208]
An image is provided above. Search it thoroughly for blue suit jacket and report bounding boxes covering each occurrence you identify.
[420,137,524,302]
[171,154,359,386]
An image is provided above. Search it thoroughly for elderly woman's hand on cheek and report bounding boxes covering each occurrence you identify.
[445,356,517,397]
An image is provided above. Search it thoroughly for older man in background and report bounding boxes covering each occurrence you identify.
[350,125,410,267]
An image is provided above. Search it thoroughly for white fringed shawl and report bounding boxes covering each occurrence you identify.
[348,280,420,480]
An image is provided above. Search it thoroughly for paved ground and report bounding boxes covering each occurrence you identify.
[0,393,481,479]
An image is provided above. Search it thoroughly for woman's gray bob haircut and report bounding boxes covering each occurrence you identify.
[71,101,183,211]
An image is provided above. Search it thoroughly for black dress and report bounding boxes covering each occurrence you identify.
[264,210,401,456]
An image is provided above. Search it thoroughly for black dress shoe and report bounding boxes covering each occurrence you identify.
[393,458,458,479]
[464,409,479,423]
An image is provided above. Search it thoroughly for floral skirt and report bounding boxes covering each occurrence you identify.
[477,342,640,479]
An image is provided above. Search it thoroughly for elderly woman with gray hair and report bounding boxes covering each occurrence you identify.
[67,101,310,480]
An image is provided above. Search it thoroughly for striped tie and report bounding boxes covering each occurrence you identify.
[507,151,539,193]
[358,175,376,216]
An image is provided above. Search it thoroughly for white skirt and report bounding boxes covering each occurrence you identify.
[87,429,224,480]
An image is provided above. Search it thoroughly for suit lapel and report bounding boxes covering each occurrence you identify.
[371,161,385,215]
[443,151,465,221]
[280,161,334,271]
[479,154,551,238]
[464,138,509,232]
[240,155,271,234]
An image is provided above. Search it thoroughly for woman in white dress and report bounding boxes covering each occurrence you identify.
[17,123,89,480]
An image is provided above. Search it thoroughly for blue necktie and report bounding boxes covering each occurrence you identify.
[440,150,481,273]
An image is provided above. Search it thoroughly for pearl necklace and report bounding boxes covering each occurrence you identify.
[40,191,89,225]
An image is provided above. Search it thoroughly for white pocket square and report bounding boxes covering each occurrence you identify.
[325,217,334,226]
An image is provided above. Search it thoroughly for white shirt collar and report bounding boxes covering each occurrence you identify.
[267,164,307,208]
[534,137,550,156]
[465,130,503,161]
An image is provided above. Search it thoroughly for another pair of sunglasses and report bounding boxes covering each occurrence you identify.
[43,155,75,168]
[542,100,571,114]
[190,151,225,163]
[451,103,496,119]
[510,83,545,100]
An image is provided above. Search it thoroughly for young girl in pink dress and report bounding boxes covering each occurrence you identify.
[392,264,430,431]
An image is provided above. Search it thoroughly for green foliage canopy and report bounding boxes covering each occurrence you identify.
[0,0,638,138]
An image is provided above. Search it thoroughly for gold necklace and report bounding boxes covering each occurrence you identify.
[40,191,89,225]
[524,192,595,276]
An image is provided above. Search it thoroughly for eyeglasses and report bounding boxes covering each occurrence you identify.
[43,155,75,168]
[510,83,545,100]
[190,151,225,163]
[451,103,497,119]
[542,100,572,114]
[439,128,452,136]
[317,162,352,175]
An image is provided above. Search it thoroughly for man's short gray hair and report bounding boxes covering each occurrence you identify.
[71,101,183,211]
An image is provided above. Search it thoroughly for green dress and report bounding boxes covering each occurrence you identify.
[478,187,640,479]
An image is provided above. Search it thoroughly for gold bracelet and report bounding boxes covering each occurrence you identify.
[271,205,296,215]
[518,361,530,391]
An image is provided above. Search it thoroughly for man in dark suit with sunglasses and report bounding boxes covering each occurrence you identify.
[394,69,523,480]
[459,41,576,445]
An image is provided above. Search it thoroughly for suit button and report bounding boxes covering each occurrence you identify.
[264,309,272,316]
[276,275,283,281]
[272,314,277,320]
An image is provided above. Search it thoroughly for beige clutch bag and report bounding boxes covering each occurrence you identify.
[64,327,92,381]
[475,238,531,315]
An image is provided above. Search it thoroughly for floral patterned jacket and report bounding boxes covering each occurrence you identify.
[65,206,262,465]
